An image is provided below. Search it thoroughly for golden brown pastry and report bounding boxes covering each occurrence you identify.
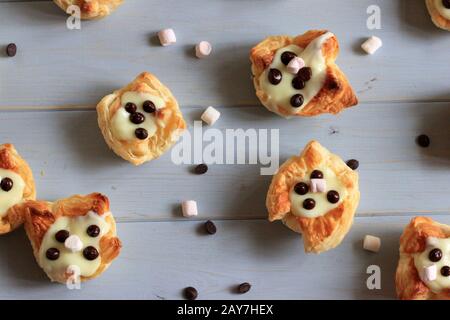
[266,140,360,253]
[396,217,450,300]
[250,30,358,118]
[0,143,36,234]
[23,193,121,284]
[97,72,186,166]
[426,0,450,31]
[53,0,123,20]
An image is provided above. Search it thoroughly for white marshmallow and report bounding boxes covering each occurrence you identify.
[422,265,437,282]
[158,28,177,46]
[201,106,221,126]
[286,57,305,74]
[64,235,83,253]
[361,36,382,55]
[66,265,81,277]
[310,179,327,193]
[195,41,212,58]
[363,235,381,253]
[182,200,198,218]
[426,237,440,247]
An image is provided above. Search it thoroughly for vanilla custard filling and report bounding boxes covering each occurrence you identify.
[111,91,165,141]
[289,166,347,219]
[435,0,450,19]
[0,169,25,218]
[38,212,110,280]
[259,32,333,116]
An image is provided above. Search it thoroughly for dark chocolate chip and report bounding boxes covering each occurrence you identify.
[46,248,60,260]
[290,94,304,108]
[429,248,442,262]
[443,0,450,9]
[204,220,217,235]
[292,77,306,90]
[124,102,137,114]
[183,287,198,300]
[281,51,297,65]
[237,282,252,294]
[0,178,13,192]
[346,159,359,170]
[268,68,282,85]
[327,190,340,204]
[416,134,430,148]
[143,100,156,113]
[55,230,70,243]
[130,112,145,124]
[441,266,450,277]
[6,43,16,57]
[87,225,100,237]
[135,128,148,140]
[194,164,208,175]
[310,170,324,179]
[303,198,316,210]
[83,246,99,260]
[294,182,309,195]
[298,67,312,82]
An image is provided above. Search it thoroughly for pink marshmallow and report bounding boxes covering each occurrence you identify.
[182,200,198,218]
[310,179,327,193]
[286,57,305,74]
[158,28,177,46]
[361,36,382,55]
[422,265,437,282]
[201,106,221,126]
[195,41,212,58]
[363,235,381,253]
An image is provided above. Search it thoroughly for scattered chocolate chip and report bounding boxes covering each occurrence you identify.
[346,159,359,170]
[292,77,306,90]
[87,225,100,237]
[237,282,251,294]
[46,248,60,260]
[290,94,304,108]
[135,128,148,140]
[303,198,316,210]
[327,191,340,204]
[281,51,297,65]
[310,170,324,179]
[194,164,208,175]
[294,182,309,195]
[0,178,13,192]
[83,246,99,260]
[416,134,430,148]
[124,102,137,114]
[441,266,450,277]
[55,230,70,243]
[443,0,450,9]
[183,287,198,300]
[429,248,442,262]
[268,68,282,85]
[298,67,312,82]
[130,112,145,124]
[6,43,16,57]
[143,100,156,113]
[204,220,217,235]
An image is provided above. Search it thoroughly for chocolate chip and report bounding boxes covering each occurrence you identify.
[194,164,208,175]
[292,77,306,90]
[429,248,442,262]
[443,0,450,9]
[83,246,99,260]
[204,220,217,235]
[294,182,309,195]
[130,112,145,124]
[6,43,16,57]
[268,68,282,85]
[87,225,100,237]
[0,178,13,192]
[310,170,324,179]
[125,102,137,114]
[346,159,359,170]
[303,198,316,210]
[416,134,430,148]
[135,128,148,140]
[237,282,251,294]
[327,191,340,204]
[55,230,70,243]
[143,100,156,113]
[183,287,198,300]
[298,67,312,82]
[290,94,304,108]
[281,51,297,65]
[46,248,60,260]
[441,266,450,277]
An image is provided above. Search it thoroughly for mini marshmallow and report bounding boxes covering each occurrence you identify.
[286,57,305,74]
[422,265,437,282]
[64,235,83,253]
[201,106,221,126]
[158,28,177,46]
[310,179,327,193]
[195,41,212,58]
[361,36,382,55]
[426,237,440,247]
[182,200,198,218]
[363,235,381,253]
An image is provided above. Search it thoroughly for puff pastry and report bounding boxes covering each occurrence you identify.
[97,72,186,165]
[250,30,358,118]
[396,217,450,300]
[23,193,121,284]
[266,140,360,253]
[0,143,36,234]
[53,0,123,20]
[426,0,450,31]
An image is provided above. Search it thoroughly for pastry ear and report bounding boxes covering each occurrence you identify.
[300,140,326,169]
[0,144,17,170]
[400,217,446,254]
[24,201,55,245]
[100,236,122,264]
[54,193,110,217]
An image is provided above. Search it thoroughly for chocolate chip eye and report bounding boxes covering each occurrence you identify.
[429,248,443,262]
[290,94,304,108]
[143,100,156,113]
[130,112,145,124]
[443,0,450,9]
[281,51,297,65]
[55,230,70,243]
[292,77,305,90]
[86,225,100,238]
[441,266,450,277]
[294,182,309,195]
[135,128,148,140]
[310,170,324,179]
[327,191,340,204]
[46,248,60,260]
[298,67,312,82]
[268,69,282,85]
[83,246,99,261]
[125,102,137,114]
[0,178,13,192]
[303,198,316,210]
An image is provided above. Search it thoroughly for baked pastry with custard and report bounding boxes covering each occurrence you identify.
[426,0,450,31]
[53,0,123,20]
[266,140,360,253]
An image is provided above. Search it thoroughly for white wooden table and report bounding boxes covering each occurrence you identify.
[0,0,449,300]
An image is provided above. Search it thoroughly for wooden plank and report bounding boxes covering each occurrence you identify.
[0,101,449,222]
[0,0,449,108]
